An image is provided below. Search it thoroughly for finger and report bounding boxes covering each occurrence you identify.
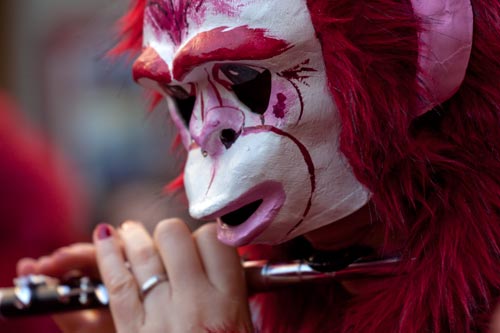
[194,223,246,295]
[17,258,38,276]
[52,309,115,333]
[119,221,167,285]
[154,219,206,290]
[94,224,143,332]
[17,244,100,279]
[119,221,169,315]
[46,243,100,278]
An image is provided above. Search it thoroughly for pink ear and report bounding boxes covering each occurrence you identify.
[412,0,473,115]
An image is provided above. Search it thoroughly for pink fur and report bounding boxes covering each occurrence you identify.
[109,0,145,56]
[303,0,500,331]
[115,0,500,331]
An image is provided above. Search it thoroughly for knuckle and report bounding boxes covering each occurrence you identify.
[106,274,137,297]
[134,243,157,263]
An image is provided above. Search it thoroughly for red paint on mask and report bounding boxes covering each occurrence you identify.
[200,89,205,121]
[173,26,292,81]
[279,59,316,83]
[278,75,304,123]
[208,0,241,17]
[273,93,287,118]
[206,164,217,195]
[212,64,233,91]
[190,0,241,25]
[206,71,223,107]
[278,60,317,123]
[146,0,243,45]
[132,47,171,84]
[146,0,201,45]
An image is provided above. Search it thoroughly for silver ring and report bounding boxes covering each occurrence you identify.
[140,274,168,297]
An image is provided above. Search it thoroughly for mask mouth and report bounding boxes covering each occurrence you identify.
[188,180,285,246]
[220,199,263,227]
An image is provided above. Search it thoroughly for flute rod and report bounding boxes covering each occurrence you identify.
[0,258,399,319]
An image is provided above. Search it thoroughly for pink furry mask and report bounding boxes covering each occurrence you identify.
[115,0,500,331]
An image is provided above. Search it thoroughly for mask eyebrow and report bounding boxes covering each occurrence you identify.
[133,47,172,86]
[173,25,292,81]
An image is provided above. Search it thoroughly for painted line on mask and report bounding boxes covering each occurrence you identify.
[243,125,316,238]
[277,74,304,125]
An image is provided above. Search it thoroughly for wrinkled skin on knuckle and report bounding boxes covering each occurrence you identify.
[134,243,158,263]
[107,274,137,299]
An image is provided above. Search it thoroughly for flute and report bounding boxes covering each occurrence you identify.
[0,258,399,319]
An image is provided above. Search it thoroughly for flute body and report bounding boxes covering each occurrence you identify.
[0,258,399,319]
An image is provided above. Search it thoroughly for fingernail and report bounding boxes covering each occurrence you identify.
[120,220,142,230]
[121,220,139,231]
[96,224,112,240]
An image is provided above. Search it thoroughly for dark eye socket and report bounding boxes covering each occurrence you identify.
[220,64,272,115]
[220,64,260,85]
[164,85,195,127]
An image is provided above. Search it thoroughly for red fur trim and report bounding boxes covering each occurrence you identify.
[163,172,184,194]
[110,0,165,114]
[109,0,146,57]
[149,91,163,111]
[253,0,500,332]
[252,0,500,331]
[117,0,500,331]
[172,134,182,150]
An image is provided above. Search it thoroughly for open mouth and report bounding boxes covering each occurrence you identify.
[211,181,285,246]
[187,181,285,246]
[220,199,263,227]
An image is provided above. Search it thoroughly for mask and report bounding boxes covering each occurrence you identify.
[133,0,370,246]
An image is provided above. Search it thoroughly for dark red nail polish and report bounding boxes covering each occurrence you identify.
[96,224,112,240]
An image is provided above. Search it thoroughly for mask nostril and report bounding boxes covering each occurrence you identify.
[220,129,239,149]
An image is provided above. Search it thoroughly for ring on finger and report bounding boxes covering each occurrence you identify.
[140,273,168,298]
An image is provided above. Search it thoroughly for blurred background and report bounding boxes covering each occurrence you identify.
[0,1,192,331]
[1,0,193,229]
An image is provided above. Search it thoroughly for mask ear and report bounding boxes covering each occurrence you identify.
[412,0,473,115]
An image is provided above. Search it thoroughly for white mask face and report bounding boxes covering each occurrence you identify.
[133,0,370,246]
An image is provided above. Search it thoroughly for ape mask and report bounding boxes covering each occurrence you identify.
[132,0,471,247]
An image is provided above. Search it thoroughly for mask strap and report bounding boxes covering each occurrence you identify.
[411,0,473,115]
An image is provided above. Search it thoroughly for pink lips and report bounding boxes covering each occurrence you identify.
[207,181,285,246]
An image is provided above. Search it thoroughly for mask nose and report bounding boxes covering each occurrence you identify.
[192,107,244,157]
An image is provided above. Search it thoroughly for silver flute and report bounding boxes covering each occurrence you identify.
[0,258,399,319]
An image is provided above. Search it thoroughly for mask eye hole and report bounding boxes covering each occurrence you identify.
[220,64,272,115]
[164,85,195,127]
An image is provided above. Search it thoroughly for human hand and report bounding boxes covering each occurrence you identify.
[94,219,253,333]
[17,243,115,333]
[18,220,253,333]
[94,219,252,333]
